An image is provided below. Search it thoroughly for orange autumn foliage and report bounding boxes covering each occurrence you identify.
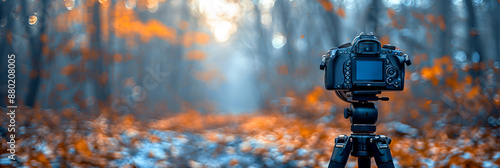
[186,50,206,60]
[62,108,74,118]
[122,114,136,128]
[412,11,426,22]
[379,35,390,45]
[151,106,242,132]
[61,64,78,76]
[56,83,69,91]
[438,15,446,31]
[113,1,177,43]
[113,53,123,63]
[421,69,439,86]
[6,31,12,44]
[31,153,50,167]
[420,56,455,86]
[181,31,210,48]
[424,31,433,44]
[240,115,281,132]
[9,93,500,167]
[317,0,333,12]
[30,70,38,79]
[305,86,324,104]
[467,86,481,99]
[230,159,239,166]
[100,2,111,43]
[335,8,346,18]
[444,71,459,89]
[52,1,212,61]
[195,69,224,82]
[426,14,436,25]
[75,138,92,157]
[54,7,89,32]
[40,34,48,43]
[98,72,109,85]
[387,9,396,18]
[178,20,190,30]
[317,0,345,18]
[239,113,320,139]
[278,65,289,75]
[62,38,76,54]
[412,53,428,65]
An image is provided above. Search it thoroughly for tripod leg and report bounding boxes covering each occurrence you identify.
[328,135,353,168]
[357,157,371,168]
[370,135,395,168]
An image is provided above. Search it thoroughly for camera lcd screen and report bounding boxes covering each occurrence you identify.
[355,60,383,81]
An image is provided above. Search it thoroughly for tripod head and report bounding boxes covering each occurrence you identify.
[335,90,389,103]
[335,90,388,133]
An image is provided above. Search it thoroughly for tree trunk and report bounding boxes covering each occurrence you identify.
[439,0,451,59]
[23,0,47,108]
[92,2,110,109]
[465,0,484,79]
[367,0,379,34]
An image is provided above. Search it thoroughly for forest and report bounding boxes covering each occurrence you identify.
[0,0,500,167]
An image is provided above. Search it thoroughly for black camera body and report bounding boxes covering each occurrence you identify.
[320,34,411,91]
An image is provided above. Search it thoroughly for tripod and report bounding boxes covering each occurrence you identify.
[328,91,395,168]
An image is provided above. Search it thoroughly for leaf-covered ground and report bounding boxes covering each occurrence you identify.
[1,107,499,168]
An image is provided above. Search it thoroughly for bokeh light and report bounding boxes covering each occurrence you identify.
[272,32,286,49]
[28,15,37,25]
[0,19,7,27]
[190,0,244,42]
[64,0,75,10]
[213,20,235,42]
[125,0,136,10]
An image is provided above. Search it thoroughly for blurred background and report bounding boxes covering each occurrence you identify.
[1,0,500,167]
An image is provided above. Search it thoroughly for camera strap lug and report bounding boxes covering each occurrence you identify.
[320,55,327,70]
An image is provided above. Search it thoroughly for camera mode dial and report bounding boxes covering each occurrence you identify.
[382,44,396,50]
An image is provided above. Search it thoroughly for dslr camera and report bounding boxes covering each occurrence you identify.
[320,33,411,91]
